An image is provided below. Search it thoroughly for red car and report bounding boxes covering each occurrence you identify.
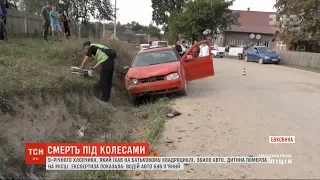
[124,40,214,96]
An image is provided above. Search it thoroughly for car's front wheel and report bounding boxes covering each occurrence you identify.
[259,58,264,64]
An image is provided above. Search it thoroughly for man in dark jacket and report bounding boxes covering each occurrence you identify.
[175,40,183,56]
[81,41,117,102]
[0,0,8,24]
[41,1,52,41]
[0,1,8,42]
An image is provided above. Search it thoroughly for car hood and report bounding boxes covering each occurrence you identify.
[127,61,180,79]
[259,52,279,57]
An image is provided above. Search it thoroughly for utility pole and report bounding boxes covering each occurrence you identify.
[113,0,117,39]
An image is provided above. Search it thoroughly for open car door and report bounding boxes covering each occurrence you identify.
[180,40,214,81]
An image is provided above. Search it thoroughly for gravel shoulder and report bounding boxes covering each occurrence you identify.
[143,58,320,179]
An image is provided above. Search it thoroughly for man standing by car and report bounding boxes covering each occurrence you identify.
[175,40,183,57]
[80,41,117,102]
[41,1,52,41]
[181,40,187,56]
[225,45,230,56]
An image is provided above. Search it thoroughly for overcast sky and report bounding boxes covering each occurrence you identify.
[110,0,277,26]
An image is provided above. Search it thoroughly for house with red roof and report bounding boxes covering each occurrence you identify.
[215,8,277,49]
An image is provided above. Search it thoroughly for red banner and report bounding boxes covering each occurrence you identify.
[25,143,149,164]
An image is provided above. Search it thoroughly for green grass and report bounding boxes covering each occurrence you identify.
[0,38,172,179]
[0,37,138,96]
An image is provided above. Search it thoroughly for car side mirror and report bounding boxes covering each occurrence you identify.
[124,66,129,70]
[185,55,193,62]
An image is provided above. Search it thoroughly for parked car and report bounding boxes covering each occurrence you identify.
[211,45,225,58]
[244,46,281,64]
[151,41,169,48]
[139,44,150,50]
[123,40,214,97]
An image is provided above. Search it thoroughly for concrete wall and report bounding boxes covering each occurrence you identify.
[6,9,105,38]
[216,32,274,48]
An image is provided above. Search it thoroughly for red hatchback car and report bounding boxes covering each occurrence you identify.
[124,40,214,96]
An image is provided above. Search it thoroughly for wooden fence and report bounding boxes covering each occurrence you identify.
[277,51,320,70]
[6,9,107,39]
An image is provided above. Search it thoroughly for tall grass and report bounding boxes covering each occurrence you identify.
[0,38,138,96]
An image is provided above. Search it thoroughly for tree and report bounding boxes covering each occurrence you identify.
[168,0,239,41]
[274,0,320,48]
[151,0,187,34]
[147,24,162,39]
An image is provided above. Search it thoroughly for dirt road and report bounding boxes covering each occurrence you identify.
[147,58,320,179]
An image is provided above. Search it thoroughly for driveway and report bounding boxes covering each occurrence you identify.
[144,58,320,179]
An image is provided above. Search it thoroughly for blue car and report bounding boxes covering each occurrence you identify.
[244,46,281,64]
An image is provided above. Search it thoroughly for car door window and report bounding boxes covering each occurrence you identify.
[246,47,253,53]
[188,42,210,59]
[180,40,214,81]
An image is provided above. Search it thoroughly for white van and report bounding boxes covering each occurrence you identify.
[151,41,169,48]
[139,44,150,50]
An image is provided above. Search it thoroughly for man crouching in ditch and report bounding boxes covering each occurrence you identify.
[80,41,117,102]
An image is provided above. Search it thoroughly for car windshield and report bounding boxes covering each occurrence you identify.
[158,42,168,47]
[257,46,273,53]
[132,50,179,67]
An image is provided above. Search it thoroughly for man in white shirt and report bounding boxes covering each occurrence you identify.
[199,43,209,57]
[181,40,187,56]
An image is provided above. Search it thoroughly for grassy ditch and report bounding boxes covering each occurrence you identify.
[0,38,171,179]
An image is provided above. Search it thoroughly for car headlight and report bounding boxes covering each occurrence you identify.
[166,73,179,80]
[264,56,270,59]
[128,78,138,85]
[132,79,138,85]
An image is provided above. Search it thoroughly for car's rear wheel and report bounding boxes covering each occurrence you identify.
[259,58,264,64]
[220,56,223,58]
[180,79,188,96]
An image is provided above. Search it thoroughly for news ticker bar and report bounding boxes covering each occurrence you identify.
[46,156,278,170]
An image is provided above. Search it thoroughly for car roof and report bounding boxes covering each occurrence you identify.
[252,46,267,48]
[138,47,174,54]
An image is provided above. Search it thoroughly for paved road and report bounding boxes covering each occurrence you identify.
[143,58,320,179]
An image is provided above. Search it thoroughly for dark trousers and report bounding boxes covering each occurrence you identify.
[0,18,8,41]
[100,58,114,102]
[63,22,70,38]
[43,21,50,40]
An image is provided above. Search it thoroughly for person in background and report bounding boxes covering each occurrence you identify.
[62,10,71,39]
[0,3,8,42]
[199,42,209,57]
[50,5,63,41]
[181,40,187,56]
[225,45,230,56]
[41,1,52,41]
[175,40,183,56]
[191,40,200,58]
[81,41,117,102]
[0,0,8,25]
